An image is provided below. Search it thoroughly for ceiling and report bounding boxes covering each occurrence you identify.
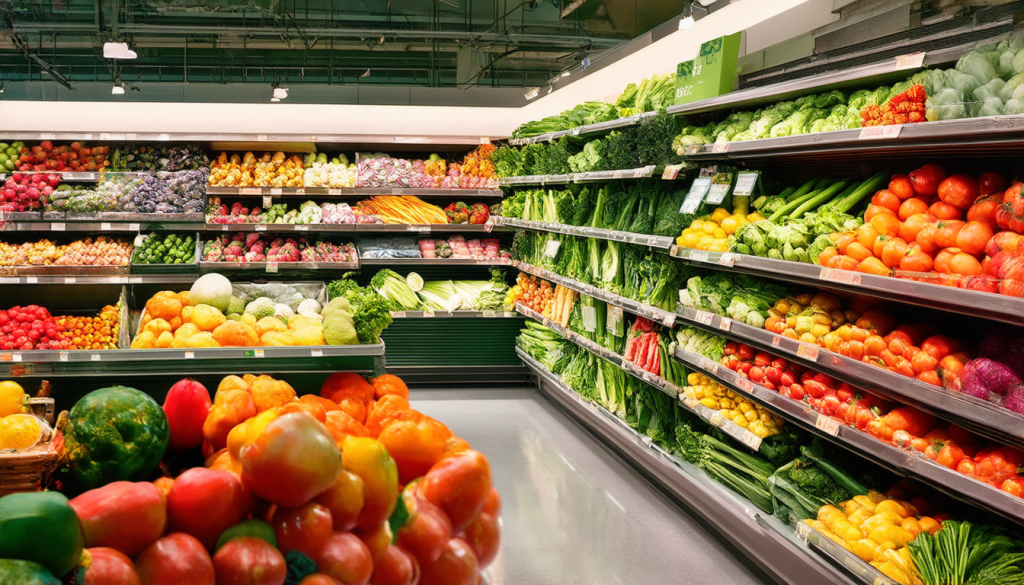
[0,0,686,98]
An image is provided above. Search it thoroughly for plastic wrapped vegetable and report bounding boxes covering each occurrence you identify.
[957,51,998,85]
[925,88,967,121]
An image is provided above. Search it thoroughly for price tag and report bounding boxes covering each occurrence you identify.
[39,133,56,140]
[741,431,762,451]
[99,133,111,141]
[311,348,324,357]
[241,187,261,195]
[51,223,65,231]
[328,188,341,195]
[90,354,101,361]
[10,354,21,363]
[392,311,407,318]
[257,134,268,142]
[690,249,710,263]
[682,398,699,411]
[661,313,676,328]
[129,223,139,231]
[705,182,731,205]
[423,310,435,318]
[606,305,624,335]
[695,311,714,326]
[64,277,76,284]
[59,351,68,362]
[184,351,195,359]
[129,277,142,283]
[482,310,497,318]
[633,168,647,178]
[612,170,623,179]
[701,356,719,376]
[736,377,753,392]
[859,124,902,140]
[270,188,282,196]
[797,343,820,361]
[0,277,18,284]
[680,178,711,214]
[709,411,725,427]
[100,222,112,231]
[255,224,267,232]
[771,336,782,348]
[795,522,813,541]
[874,578,895,585]
[263,195,273,207]
[543,239,561,258]
[408,226,431,233]
[266,262,278,273]
[819,266,862,285]
[732,171,759,197]
[662,164,684,180]
[717,253,737,266]
[894,52,926,69]
[581,306,597,332]
[221,225,230,231]
[718,317,732,332]
[712,142,730,153]
[295,225,309,231]
[815,413,841,436]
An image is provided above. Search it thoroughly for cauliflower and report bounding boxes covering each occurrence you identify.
[245,297,276,319]
[297,298,323,323]
[274,303,295,319]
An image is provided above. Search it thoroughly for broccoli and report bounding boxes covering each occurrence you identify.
[352,292,393,344]
[785,462,851,505]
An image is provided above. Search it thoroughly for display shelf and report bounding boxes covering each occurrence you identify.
[5,221,207,232]
[0,132,497,147]
[391,310,519,318]
[499,166,657,186]
[497,217,673,248]
[0,274,196,285]
[673,346,1024,527]
[519,348,863,585]
[509,112,658,146]
[0,344,386,378]
[676,115,1024,160]
[206,186,503,198]
[515,302,765,451]
[198,261,360,274]
[669,245,1024,326]
[666,53,926,118]
[2,221,503,234]
[359,257,511,266]
[511,260,1024,448]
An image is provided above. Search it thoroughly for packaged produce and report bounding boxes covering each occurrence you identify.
[359,237,422,259]
[201,234,356,264]
[0,236,132,268]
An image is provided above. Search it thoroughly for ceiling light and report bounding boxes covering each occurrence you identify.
[0,82,5,94]
[524,87,540,100]
[361,69,371,78]
[271,97,281,102]
[272,86,288,99]
[103,42,137,60]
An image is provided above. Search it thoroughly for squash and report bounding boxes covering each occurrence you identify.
[0,492,84,578]
[63,386,169,491]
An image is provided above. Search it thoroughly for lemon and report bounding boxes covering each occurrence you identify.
[711,207,730,224]
[0,381,26,417]
[0,414,42,451]
[701,222,718,235]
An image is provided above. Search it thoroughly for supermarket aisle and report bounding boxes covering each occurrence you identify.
[413,387,773,585]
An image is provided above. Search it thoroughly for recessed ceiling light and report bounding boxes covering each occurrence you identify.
[103,42,137,59]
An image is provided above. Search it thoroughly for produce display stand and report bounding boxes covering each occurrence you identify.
[508,112,658,146]
[391,310,519,318]
[207,186,503,199]
[498,166,657,186]
[497,217,674,248]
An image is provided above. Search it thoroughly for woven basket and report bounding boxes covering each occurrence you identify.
[0,381,65,496]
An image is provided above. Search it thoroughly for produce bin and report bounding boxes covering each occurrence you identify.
[129,232,201,275]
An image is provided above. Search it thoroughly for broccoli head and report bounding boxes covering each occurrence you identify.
[352,292,393,344]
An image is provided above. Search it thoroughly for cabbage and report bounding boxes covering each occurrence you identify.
[1004,98,1024,115]
[974,78,1005,101]
[947,69,981,97]
[926,88,966,121]
[999,50,1016,78]
[245,297,276,319]
[956,52,997,85]
[189,273,233,312]
[977,97,1004,118]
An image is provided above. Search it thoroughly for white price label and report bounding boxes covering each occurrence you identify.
[695,311,714,326]
[184,351,195,359]
[255,224,267,232]
[815,413,842,436]
[795,522,813,541]
[894,52,926,69]
[819,266,862,285]
[408,226,431,233]
[295,225,309,231]
[732,171,759,196]
[311,348,324,357]
[771,336,782,348]
[680,177,712,214]
[64,277,76,284]
[257,134,268,142]
[270,188,282,196]
[25,277,37,284]
[51,223,65,231]
[661,313,676,328]
[612,170,623,179]
[482,310,497,318]
[709,411,725,427]
[718,317,732,332]
[662,164,683,180]
[581,306,597,332]
[90,354,101,361]
[10,354,21,363]
[712,142,730,153]
[59,351,68,362]
[705,182,731,206]
[129,223,140,231]
[100,222,112,231]
[221,225,230,231]
[240,188,261,195]
[543,239,561,258]
[99,133,111,141]
[859,124,902,140]
[718,253,737,266]
[423,310,435,318]
[690,250,710,263]
[328,188,341,195]
[683,397,700,409]
[263,195,273,207]
[392,311,406,318]
[634,167,649,178]
[158,133,171,141]
[741,431,762,451]
[797,343,820,361]
[483,223,494,233]
[266,262,278,273]
[606,305,624,335]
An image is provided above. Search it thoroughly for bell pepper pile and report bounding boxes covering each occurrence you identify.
[682,372,784,439]
[764,292,856,346]
[0,371,501,585]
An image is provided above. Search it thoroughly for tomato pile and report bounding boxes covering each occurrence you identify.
[13,141,111,172]
[0,305,71,350]
[0,372,499,585]
[819,165,1024,297]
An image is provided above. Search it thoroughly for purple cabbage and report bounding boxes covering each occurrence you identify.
[960,357,1021,398]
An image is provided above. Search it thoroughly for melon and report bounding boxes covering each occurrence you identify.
[189,274,233,312]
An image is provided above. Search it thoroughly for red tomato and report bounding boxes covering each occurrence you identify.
[949,253,984,276]
[314,470,365,533]
[135,534,215,585]
[212,537,287,585]
[900,248,933,272]
[934,248,958,274]
[271,502,334,560]
[910,164,946,196]
[70,481,168,558]
[978,171,1007,195]
[934,220,965,249]
[857,256,890,276]
[300,575,343,585]
[341,437,399,531]
[396,487,453,565]
[955,220,993,256]
[419,539,480,585]
[84,548,140,585]
[915,223,940,254]
[880,238,908,268]
[889,174,915,200]
[966,196,1001,229]
[461,512,500,569]
[929,200,961,220]
[936,442,967,470]
[872,189,901,213]
[985,231,1022,257]
[899,213,932,243]
[370,547,419,585]
[420,451,492,533]
[316,532,374,585]
[378,413,451,484]
[167,469,255,551]
[321,372,375,405]
[865,205,897,225]
[845,242,873,262]
[898,198,929,221]
[354,523,391,566]
[938,174,980,210]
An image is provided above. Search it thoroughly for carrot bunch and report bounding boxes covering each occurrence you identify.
[355,196,448,224]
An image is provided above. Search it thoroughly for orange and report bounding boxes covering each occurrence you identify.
[370,374,409,401]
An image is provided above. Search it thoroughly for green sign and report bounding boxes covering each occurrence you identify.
[674,32,743,106]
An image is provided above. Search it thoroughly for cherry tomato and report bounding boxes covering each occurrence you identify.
[418,539,480,585]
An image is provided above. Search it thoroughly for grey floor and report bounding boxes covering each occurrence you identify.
[412,387,771,585]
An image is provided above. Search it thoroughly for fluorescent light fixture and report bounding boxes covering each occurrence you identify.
[678,15,695,29]
[103,42,137,59]
[524,87,540,100]
[111,78,125,95]
[561,71,571,78]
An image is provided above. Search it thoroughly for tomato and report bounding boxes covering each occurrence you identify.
[1000,278,1024,297]
[915,223,939,254]
[872,234,892,258]
[870,213,901,238]
[857,256,890,275]
[315,532,374,585]
[933,220,964,249]
[880,238,909,268]
[336,397,369,425]
[370,547,418,585]
[83,548,140,585]
[978,171,1007,195]
[966,196,1001,229]
[985,231,1022,257]
[271,502,333,560]
[954,220,993,256]
[70,481,167,558]
[866,205,898,227]
[315,470,365,532]
[934,248,958,274]
[929,200,961,220]
[212,537,287,585]
[420,450,491,533]
[167,468,255,551]
[899,213,932,243]
[354,523,391,566]
[369,374,410,401]
[900,248,933,273]
[948,252,983,276]
[856,224,881,251]
[321,373,375,405]
[396,487,453,565]
[238,411,342,508]
[936,442,966,470]
[324,410,369,444]
[909,164,945,197]
[135,533,215,585]
[889,174,915,200]
[419,539,480,585]
[898,197,929,221]
[342,437,399,530]
[378,412,452,484]
[461,512,499,569]
[938,174,980,210]
[482,489,500,518]
[871,189,901,213]
[845,242,873,262]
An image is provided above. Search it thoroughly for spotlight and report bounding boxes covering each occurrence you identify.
[103,42,137,59]
[0,82,5,93]
[272,82,288,100]
[271,97,281,102]
[524,87,540,100]
[111,79,125,95]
